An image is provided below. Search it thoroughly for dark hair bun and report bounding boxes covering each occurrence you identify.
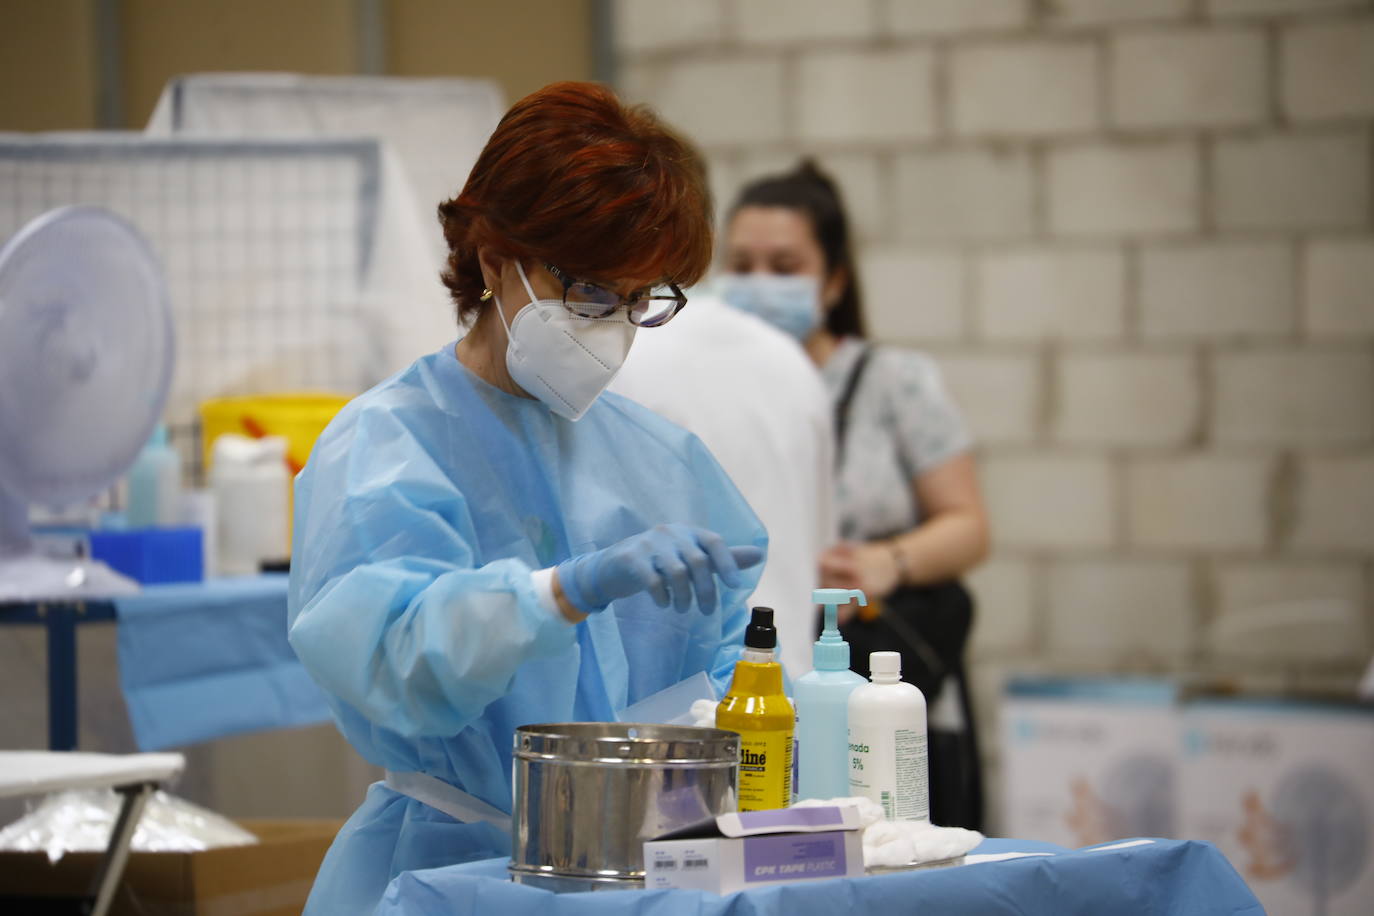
[794,158,838,195]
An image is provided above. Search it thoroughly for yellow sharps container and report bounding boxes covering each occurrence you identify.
[199,393,352,476]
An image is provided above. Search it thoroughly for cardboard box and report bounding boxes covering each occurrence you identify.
[1179,698,1374,916]
[644,805,864,894]
[1001,677,1179,847]
[0,818,339,916]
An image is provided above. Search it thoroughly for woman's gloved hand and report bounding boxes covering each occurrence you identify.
[555,524,764,616]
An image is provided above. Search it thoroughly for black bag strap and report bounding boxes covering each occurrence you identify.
[833,343,873,468]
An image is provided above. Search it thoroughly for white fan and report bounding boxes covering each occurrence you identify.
[0,206,174,600]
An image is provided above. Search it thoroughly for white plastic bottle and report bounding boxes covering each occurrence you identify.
[847,651,928,822]
[211,434,289,575]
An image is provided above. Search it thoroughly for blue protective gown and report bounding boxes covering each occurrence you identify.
[287,344,766,915]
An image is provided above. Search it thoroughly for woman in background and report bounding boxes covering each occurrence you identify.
[719,160,990,828]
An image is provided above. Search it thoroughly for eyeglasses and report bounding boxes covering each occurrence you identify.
[543,263,687,328]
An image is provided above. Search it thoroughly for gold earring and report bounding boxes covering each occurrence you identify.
[479,288,494,302]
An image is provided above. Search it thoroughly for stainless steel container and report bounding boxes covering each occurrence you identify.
[510,722,739,892]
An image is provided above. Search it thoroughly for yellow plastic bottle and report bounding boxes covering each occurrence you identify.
[716,607,794,812]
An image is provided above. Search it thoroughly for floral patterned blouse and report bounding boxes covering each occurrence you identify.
[820,337,973,542]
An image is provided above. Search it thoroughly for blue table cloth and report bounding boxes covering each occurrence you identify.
[376,838,1263,916]
[114,575,330,750]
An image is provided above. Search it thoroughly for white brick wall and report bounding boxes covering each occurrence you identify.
[1047,0,1190,27]
[1214,349,1374,444]
[1215,561,1366,614]
[1282,20,1374,121]
[1054,352,1200,446]
[939,352,1042,444]
[614,0,1374,808]
[896,149,1035,242]
[734,149,795,183]
[1214,131,1371,231]
[951,40,1098,137]
[1208,0,1365,18]
[613,0,724,52]
[629,57,785,147]
[860,249,964,342]
[1127,456,1274,550]
[976,248,1126,341]
[1140,242,1296,340]
[1209,562,1370,661]
[1304,238,1374,336]
[1291,456,1374,552]
[1045,560,1194,659]
[1112,28,1267,130]
[700,150,742,229]
[736,0,875,44]
[967,559,1037,656]
[983,454,1115,548]
[797,49,936,143]
[884,0,1030,36]
[1048,141,1201,237]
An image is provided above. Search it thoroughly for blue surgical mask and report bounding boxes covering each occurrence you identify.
[716,273,822,341]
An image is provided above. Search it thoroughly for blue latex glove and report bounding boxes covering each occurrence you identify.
[555,524,765,616]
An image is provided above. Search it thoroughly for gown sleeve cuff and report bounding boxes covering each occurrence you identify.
[530,567,567,624]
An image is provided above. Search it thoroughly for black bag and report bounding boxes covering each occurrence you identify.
[838,581,972,704]
[830,345,974,704]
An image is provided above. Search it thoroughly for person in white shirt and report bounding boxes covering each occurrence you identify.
[612,293,837,681]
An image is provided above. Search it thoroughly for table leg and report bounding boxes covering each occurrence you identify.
[87,782,155,916]
[47,605,78,752]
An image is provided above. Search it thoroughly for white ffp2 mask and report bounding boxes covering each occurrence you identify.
[495,261,637,421]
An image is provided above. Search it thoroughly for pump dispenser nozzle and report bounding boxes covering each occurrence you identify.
[811,588,866,671]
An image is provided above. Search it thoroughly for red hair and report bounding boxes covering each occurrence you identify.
[438,81,712,323]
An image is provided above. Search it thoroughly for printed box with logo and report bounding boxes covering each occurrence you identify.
[643,805,864,894]
[1179,698,1374,916]
[1001,678,1179,847]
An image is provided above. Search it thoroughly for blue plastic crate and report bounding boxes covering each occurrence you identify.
[89,527,204,584]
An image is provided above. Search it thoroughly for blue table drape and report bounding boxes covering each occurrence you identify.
[114,575,330,750]
[377,838,1263,916]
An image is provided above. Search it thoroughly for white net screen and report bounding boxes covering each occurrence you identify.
[0,135,386,443]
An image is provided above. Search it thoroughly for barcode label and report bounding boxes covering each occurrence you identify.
[654,857,677,871]
[684,858,710,870]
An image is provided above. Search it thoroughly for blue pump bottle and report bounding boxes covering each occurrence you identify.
[794,588,868,801]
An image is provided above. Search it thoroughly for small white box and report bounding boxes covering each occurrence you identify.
[643,806,865,894]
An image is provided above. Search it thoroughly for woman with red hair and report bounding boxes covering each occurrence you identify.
[287,82,766,913]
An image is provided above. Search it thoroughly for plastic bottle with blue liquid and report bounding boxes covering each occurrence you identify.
[126,423,181,528]
[794,588,868,800]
